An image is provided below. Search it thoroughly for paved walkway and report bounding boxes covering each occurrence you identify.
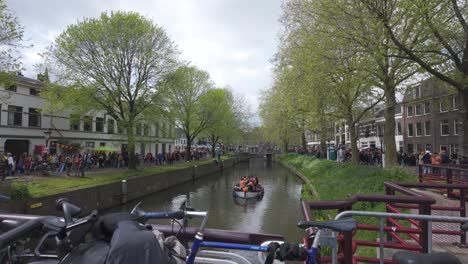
[4,157,213,181]
[411,190,468,261]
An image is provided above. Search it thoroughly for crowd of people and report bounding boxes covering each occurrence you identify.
[296,145,466,168]
[0,147,213,180]
[238,176,260,192]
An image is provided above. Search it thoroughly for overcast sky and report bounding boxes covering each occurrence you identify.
[6,0,282,117]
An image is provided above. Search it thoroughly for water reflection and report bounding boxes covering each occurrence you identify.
[111,158,304,242]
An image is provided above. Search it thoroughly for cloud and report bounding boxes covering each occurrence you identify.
[6,0,282,113]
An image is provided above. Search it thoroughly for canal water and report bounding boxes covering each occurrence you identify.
[111,158,305,251]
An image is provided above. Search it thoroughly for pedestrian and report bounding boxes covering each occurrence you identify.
[422,151,432,175]
[6,153,14,177]
[0,152,5,180]
[78,155,85,177]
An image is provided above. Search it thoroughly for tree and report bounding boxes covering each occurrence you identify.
[160,65,214,160]
[310,0,421,166]
[0,0,24,72]
[44,11,179,169]
[272,0,384,164]
[200,88,242,157]
[259,85,302,152]
[362,0,468,153]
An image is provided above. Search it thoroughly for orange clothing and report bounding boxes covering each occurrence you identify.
[431,155,441,164]
[240,180,246,188]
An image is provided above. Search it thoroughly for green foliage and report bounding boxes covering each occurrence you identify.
[0,0,25,72]
[44,11,179,169]
[11,183,32,201]
[280,154,417,257]
[159,65,214,159]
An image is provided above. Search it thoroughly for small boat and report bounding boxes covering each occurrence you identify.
[232,185,264,199]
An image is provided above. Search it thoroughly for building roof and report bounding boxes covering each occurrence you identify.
[16,74,43,88]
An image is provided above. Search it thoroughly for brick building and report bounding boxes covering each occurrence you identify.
[402,77,463,156]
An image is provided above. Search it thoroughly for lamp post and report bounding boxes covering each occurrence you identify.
[44,129,52,154]
[379,133,385,168]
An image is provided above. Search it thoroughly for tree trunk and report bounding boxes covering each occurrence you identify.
[384,84,398,167]
[210,134,217,158]
[301,130,307,151]
[127,121,137,170]
[319,128,327,159]
[185,134,192,161]
[347,116,359,165]
[462,90,468,155]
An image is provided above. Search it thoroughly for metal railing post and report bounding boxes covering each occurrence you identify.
[418,165,423,183]
[447,168,453,198]
[419,204,431,253]
[460,188,466,245]
[385,186,395,242]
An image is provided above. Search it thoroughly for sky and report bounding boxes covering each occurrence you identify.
[6,0,283,118]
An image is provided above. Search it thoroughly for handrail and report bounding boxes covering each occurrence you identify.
[335,210,468,264]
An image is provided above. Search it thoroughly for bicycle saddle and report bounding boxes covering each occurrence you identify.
[392,251,461,264]
[297,218,357,232]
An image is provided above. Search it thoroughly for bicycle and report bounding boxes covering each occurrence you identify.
[132,200,358,264]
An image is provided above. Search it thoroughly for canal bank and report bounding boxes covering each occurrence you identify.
[9,158,239,215]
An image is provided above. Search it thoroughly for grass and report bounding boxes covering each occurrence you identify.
[279,153,418,257]
[12,158,221,199]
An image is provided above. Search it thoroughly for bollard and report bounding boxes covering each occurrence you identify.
[121,180,127,204]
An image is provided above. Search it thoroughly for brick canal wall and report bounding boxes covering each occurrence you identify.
[11,159,237,215]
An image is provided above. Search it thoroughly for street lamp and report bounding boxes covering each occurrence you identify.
[378,133,385,168]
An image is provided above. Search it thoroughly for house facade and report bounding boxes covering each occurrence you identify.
[0,74,175,158]
[402,78,464,155]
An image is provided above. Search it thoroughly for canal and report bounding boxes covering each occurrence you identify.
[111,158,305,243]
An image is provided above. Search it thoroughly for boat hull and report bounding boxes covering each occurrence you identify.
[232,188,264,199]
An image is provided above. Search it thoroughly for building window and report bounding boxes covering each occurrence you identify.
[397,122,402,135]
[83,116,93,131]
[30,88,38,96]
[117,121,125,134]
[95,117,104,132]
[407,144,414,153]
[425,144,432,152]
[454,119,461,135]
[424,121,431,136]
[407,106,413,117]
[6,84,17,92]
[450,144,460,155]
[143,124,149,136]
[407,123,414,137]
[28,108,41,127]
[416,144,422,153]
[440,100,449,112]
[107,119,115,134]
[369,141,376,148]
[155,122,160,137]
[7,105,22,126]
[85,142,95,148]
[70,114,80,131]
[413,86,421,99]
[136,123,142,135]
[416,122,422,136]
[399,141,404,152]
[440,120,449,136]
[424,102,431,114]
[100,142,106,147]
[415,104,422,116]
[440,145,448,152]
[453,95,460,110]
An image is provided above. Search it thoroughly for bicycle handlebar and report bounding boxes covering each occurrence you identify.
[0,217,45,249]
[144,211,185,220]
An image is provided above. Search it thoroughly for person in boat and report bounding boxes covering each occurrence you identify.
[254,176,259,186]
[247,176,256,191]
[239,176,247,189]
